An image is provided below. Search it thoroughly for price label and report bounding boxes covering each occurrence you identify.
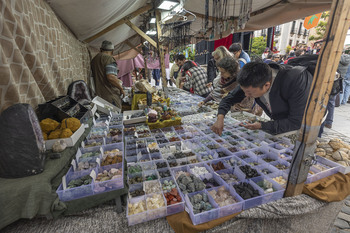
[71,159,77,171]
[62,175,67,190]
[90,170,96,181]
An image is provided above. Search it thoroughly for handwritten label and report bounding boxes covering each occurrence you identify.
[62,175,67,190]
[71,159,77,171]
[90,170,96,181]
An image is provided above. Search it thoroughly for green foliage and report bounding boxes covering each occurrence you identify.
[251,36,267,56]
[251,36,276,56]
[309,11,329,41]
[169,46,195,62]
[286,45,292,54]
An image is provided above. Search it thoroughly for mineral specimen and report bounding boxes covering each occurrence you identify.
[208,186,237,207]
[233,182,260,200]
[239,165,260,178]
[128,200,146,215]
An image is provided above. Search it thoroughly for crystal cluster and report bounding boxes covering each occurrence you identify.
[144,180,162,194]
[190,166,209,176]
[208,186,237,207]
[128,199,146,215]
[146,193,165,210]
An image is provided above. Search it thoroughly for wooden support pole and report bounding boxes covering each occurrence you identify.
[124,40,142,54]
[156,10,167,87]
[124,19,158,48]
[84,4,152,43]
[285,0,350,197]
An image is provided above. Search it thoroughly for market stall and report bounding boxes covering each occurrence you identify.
[2,0,350,232]
[2,87,350,233]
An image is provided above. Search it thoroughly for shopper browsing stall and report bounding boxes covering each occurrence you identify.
[91,40,125,108]
[180,61,212,98]
[211,62,313,135]
[198,56,239,107]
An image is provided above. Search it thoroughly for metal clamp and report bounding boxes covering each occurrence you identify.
[304,154,317,167]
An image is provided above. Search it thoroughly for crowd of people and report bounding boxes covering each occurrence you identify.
[91,39,350,137]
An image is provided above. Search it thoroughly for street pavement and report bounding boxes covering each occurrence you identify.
[323,103,350,232]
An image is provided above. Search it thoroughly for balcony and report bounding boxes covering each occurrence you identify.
[275,30,281,36]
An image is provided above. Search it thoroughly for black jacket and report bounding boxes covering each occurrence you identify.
[207,58,217,83]
[217,63,313,134]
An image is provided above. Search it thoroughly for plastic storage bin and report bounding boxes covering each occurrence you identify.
[126,195,148,225]
[94,163,124,194]
[185,189,219,225]
[56,167,94,202]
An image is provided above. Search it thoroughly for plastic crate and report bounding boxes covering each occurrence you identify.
[93,163,124,194]
[56,168,94,202]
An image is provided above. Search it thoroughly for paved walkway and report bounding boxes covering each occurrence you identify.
[323,103,350,232]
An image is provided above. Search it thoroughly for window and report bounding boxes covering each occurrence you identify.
[290,21,297,34]
[289,40,293,46]
[296,40,299,46]
[275,25,281,36]
[298,22,303,35]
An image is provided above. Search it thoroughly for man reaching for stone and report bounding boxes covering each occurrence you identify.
[211,62,313,135]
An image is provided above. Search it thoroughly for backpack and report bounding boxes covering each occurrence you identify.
[287,54,343,96]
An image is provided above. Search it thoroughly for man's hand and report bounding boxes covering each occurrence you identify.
[198,101,204,108]
[211,114,225,136]
[206,82,213,88]
[239,122,262,130]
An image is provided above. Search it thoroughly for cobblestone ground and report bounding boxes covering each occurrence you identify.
[323,104,350,232]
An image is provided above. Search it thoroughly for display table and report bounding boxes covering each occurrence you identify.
[0,120,127,230]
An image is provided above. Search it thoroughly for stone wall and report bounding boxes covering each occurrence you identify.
[0,0,90,112]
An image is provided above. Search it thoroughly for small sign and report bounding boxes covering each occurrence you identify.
[71,160,77,171]
[62,175,67,190]
[90,170,97,181]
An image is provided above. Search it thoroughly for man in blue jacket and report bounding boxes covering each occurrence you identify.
[211,62,313,135]
[229,43,251,68]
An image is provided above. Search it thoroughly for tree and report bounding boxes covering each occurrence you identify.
[251,36,276,56]
[251,36,268,56]
[309,12,329,41]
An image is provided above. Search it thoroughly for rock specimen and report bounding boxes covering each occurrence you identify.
[189,192,213,214]
[208,186,237,207]
[233,182,260,200]
[176,173,206,194]
[164,188,182,205]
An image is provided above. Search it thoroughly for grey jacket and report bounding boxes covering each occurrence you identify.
[337,54,350,78]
